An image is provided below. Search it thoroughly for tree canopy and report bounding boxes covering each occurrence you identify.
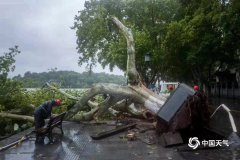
[163,0,240,88]
[0,46,20,81]
[73,0,180,86]
[0,46,26,112]
[73,0,240,89]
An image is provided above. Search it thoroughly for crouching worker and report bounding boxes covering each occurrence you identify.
[34,99,61,144]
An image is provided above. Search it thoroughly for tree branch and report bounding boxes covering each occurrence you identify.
[45,82,80,100]
[0,112,34,123]
[111,16,140,85]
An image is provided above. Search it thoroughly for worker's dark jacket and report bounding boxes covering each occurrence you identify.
[34,100,55,129]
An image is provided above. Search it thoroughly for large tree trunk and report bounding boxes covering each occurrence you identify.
[63,17,167,121]
[64,83,166,120]
[111,17,139,86]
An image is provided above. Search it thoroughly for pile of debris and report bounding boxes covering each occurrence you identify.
[89,83,239,148]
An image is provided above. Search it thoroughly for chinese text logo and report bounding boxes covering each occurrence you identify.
[188,137,200,149]
[188,137,229,149]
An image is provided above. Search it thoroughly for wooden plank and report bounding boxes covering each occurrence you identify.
[91,123,136,140]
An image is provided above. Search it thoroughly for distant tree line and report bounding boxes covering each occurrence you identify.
[13,71,127,88]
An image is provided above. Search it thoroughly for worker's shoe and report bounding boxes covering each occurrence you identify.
[35,137,44,145]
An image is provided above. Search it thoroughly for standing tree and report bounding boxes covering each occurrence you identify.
[162,0,240,92]
[72,0,180,87]
[0,46,23,110]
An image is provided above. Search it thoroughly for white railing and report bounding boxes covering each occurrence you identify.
[210,104,237,133]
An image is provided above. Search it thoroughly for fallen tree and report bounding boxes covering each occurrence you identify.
[0,17,167,123]
[60,17,168,121]
[0,17,210,137]
[59,17,210,136]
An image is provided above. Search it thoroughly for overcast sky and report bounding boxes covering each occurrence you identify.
[0,0,124,77]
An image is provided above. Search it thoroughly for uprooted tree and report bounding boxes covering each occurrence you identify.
[49,17,209,134]
[60,17,168,121]
[0,17,210,135]
[61,17,210,134]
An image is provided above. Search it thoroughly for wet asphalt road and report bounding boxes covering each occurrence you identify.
[0,121,239,160]
[0,98,240,160]
[0,121,183,160]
